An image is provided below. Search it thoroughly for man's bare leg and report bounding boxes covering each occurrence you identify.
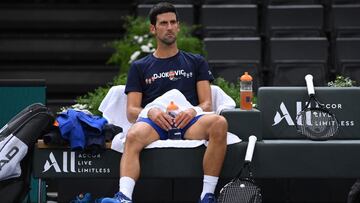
[185,114,228,201]
[119,122,160,199]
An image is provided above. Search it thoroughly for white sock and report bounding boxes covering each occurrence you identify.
[119,176,135,200]
[200,175,219,200]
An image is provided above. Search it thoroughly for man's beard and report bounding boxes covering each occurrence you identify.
[159,35,177,45]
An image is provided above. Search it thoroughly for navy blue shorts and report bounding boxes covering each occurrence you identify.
[137,115,204,140]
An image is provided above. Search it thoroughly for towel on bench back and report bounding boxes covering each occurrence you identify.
[99,85,240,153]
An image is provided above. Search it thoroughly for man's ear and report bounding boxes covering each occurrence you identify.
[150,24,156,35]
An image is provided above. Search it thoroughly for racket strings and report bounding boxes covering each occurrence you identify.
[218,178,262,203]
[297,108,338,139]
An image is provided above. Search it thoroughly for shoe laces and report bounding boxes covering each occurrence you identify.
[209,195,216,203]
[114,192,132,203]
[204,194,216,203]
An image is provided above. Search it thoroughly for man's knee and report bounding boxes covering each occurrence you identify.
[125,123,159,150]
[208,115,228,140]
[125,128,146,149]
[212,115,228,131]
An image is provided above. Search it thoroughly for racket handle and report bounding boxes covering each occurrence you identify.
[305,74,315,96]
[245,135,257,162]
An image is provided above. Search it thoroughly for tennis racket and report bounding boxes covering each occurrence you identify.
[217,135,262,203]
[295,74,339,140]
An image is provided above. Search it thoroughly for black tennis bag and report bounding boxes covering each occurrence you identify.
[348,179,360,203]
[0,103,54,203]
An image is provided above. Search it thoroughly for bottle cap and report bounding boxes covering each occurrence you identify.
[240,72,253,82]
[167,101,179,111]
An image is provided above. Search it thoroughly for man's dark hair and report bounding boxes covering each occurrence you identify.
[149,2,179,25]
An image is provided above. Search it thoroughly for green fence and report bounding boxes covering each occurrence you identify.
[0,80,46,127]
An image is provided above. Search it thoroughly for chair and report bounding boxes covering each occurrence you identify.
[0,5,128,32]
[264,0,320,5]
[331,4,360,37]
[335,37,360,84]
[200,4,258,37]
[265,4,324,37]
[204,37,262,90]
[269,37,329,86]
[330,0,360,4]
[203,0,255,4]
[135,0,195,4]
[136,4,194,26]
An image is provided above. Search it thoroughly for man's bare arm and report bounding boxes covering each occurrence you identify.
[126,92,143,123]
[196,80,212,112]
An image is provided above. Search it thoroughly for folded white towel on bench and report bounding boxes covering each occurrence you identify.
[99,85,241,153]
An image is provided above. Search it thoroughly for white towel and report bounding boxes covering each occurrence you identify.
[211,85,237,114]
[98,85,240,153]
[111,131,241,153]
[99,85,132,136]
[138,89,207,118]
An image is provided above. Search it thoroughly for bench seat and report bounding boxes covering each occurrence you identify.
[33,139,360,179]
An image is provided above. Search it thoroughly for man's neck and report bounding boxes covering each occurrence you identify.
[153,44,179,59]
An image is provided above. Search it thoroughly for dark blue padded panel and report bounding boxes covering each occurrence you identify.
[203,0,255,4]
[201,5,258,37]
[335,37,360,84]
[204,37,261,86]
[269,37,328,86]
[204,37,261,63]
[336,37,360,67]
[270,37,328,62]
[272,63,327,86]
[341,64,360,85]
[252,140,360,178]
[331,0,360,4]
[332,4,360,37]
[34,140,360,178]
[265,0,319,4]
[257,87,360,139]
[266,5,324,37]
[0,38,114,62]
[0,5,129,31]
[221,109,262,141]
[209,63,262,90]
[136,0,195,4]
[136,4,194,26]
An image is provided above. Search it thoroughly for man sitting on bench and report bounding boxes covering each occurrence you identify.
[101,2,227,203]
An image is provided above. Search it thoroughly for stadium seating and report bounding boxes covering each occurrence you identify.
[2,0,360,113]
[265,4,325,37]
[331,0,360,5]
[204,37,262,89]
[335,37,360,84]
[264,0,320,4]
[203,0,255,4]
[0,2,128,112]
[136,0,195,4]
[331,4,360,37]
[0,5,128,32]
[200,4,258,37]
[268,37,329,86]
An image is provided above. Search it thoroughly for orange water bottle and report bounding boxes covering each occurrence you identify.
[240,72,253,110]
[166,101,182,139]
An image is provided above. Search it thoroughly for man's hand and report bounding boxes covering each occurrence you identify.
[147,107,173,130]
[174,108,197,129]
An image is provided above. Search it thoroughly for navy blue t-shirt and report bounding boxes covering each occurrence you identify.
[125,50,214,108]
